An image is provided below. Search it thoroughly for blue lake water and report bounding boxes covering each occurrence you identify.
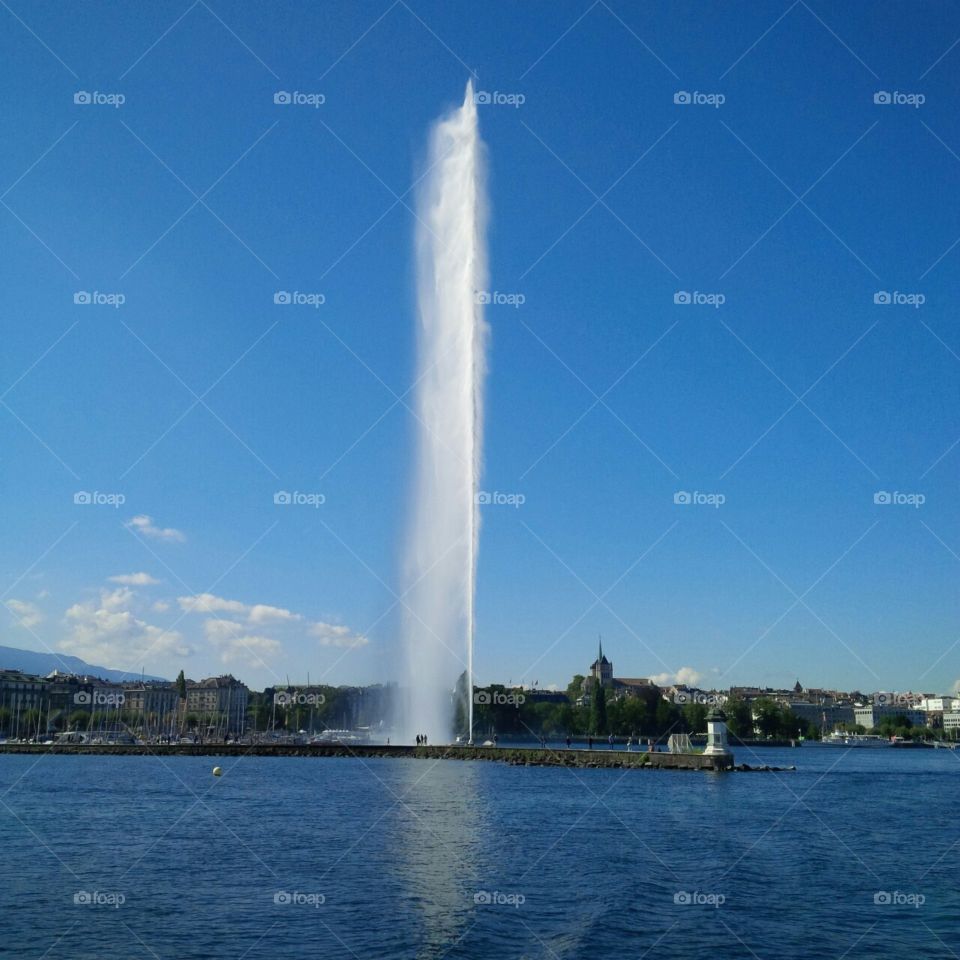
[2,746,958,958]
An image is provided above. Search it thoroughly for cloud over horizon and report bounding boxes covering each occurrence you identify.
[5,599,44,628]
[108,572,161,586]
[125,515,186,543]
[61,587,190,667]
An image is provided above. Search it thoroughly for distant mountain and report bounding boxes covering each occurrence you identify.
[0,645,167,683]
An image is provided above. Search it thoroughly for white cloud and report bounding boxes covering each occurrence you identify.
[177,593,248,615]
[309,621,368,648]
[125,515,185,543]
[203,619,281,665]
[650,667,704,688]
[178,592,366,652]
[61,588,189,666]
[108,572,160,586]
[100,587,134,611]
[152,601,170,613]
[178,594,300,623]
[5,599,44,628]
[249,603,301,624]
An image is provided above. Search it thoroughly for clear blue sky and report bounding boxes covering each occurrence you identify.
[1,0,958,695]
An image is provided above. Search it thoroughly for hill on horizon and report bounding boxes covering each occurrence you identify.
[0,644,167,683]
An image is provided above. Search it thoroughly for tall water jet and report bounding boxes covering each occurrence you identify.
[402,81,488,744]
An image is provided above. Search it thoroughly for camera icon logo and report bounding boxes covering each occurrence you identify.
[474,890,492,904]
[874,491,891,505]
[674,891,692,904]
[673,491,691,505]
[673,91,691,104]
[874,91,891,105]
[274,91,291,105]
[473,690,492,705]
[73,491,91,505]
[674,691,690,704]
[73,91,91,105]
[474,91,491,105]
[874,891,892,905]
[474,290,491,304]
[274,692,291,705]
[274,291,291,305]
[74,691,92,704]
[475,491,492,505]
[274,891,292,904]
[874,291,891,305]
[73,891,92,904]
[74,291,91,305]
[674,290,691,305]
[273,491,292,505]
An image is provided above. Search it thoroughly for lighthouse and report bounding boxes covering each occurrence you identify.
[703,707,731,757]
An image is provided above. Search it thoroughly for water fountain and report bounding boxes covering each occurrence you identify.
[402,81,488,744]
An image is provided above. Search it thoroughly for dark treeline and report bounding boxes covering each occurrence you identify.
[458,683,839,741]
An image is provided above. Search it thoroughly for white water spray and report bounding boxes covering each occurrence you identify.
[402,81,488,744]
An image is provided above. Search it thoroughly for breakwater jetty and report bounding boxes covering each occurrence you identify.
[0,742,747,770]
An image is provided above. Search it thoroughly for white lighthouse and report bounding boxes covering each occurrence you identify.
[703,707,731,757]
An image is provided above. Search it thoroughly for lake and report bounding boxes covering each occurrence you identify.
[2,746,957,958]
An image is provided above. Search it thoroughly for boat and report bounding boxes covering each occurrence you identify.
[817,731,891,747]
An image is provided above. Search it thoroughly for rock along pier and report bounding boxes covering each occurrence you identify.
[0,742,742,770]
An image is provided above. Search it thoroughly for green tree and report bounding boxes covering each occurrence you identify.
[682,702,708,734]
[591,684,608,734]
[724,697,753,738]
[654,697,676,736]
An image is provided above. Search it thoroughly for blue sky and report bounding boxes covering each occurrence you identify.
[1,0,958,694]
